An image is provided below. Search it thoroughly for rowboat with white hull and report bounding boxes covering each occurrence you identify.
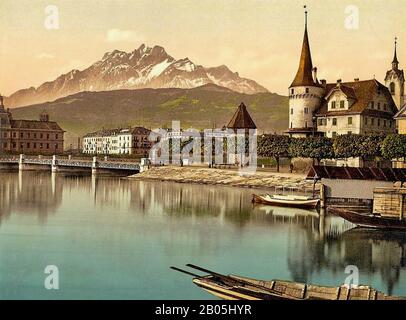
[252,194,319,209]
[171,264,405,300]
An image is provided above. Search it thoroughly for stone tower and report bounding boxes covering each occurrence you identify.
[385,38,404,109]
[286,9,325,137]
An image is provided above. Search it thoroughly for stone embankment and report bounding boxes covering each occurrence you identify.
[130,166,318,192]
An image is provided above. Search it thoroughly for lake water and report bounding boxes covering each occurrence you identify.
[0,171,405,299]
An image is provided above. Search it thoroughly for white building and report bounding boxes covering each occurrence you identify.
[83,127,153,156]
[285,10,398,140]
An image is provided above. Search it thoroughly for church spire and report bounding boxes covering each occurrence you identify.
[290,5,317,88]
[392,37,399,70]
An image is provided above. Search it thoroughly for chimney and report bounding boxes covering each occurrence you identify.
[320,79,327,87]
[312,67,318,82]
[354,78,359,82]
[337,79,342,87]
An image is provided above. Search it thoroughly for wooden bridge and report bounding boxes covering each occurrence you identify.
[0,154,141,174]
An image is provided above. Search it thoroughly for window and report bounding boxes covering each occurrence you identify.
[304,107,309,114]
[364,117,368,125]
[47,134,50,139]
[20,133,23,138]
[377,102,381,110]
[290,122,292,128]
[383,120,387,128]
[371,118,375,125]
[56,134,58,139]
[34,133,37,138]
[331,101,336,109]
[370,101,375,109]
[377,119,381,127]
[305,88,309,94]
[318,119,323,126]
[305,121,308,128]
[291,89,294,95]
[34,143,36,148]
[348,131,352,134]
[348,117,353,125]
[340,101,345,108]
[390,82,395,94]
[332,118,337,126]
[40,133,43,139]
[290,108,293,115]
[27,143,30,148]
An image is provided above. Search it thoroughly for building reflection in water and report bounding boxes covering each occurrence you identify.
[0,171,63,224]
[0,172,405,296]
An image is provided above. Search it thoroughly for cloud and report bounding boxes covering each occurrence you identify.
[105,29,145,43]
[36,52,55,59]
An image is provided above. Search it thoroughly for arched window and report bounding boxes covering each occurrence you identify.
[390,82,396,94]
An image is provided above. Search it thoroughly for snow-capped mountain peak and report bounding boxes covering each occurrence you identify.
[6,44,268,107]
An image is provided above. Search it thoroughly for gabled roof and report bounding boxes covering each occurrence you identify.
[307,165,406,182]
[316,79,398,117]
[227,103,257,130]
[10,119,64,131]
[394,104,406,119]
[325,85,356,100]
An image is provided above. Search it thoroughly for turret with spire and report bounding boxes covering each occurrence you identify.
[286,6,325,137]
[385,37,404,109]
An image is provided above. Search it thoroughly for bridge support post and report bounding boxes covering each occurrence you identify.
[18,154,25,171]
[92,156,98,175]
[51,155,59,173]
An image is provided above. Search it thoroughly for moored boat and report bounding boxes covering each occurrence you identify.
[252,193,319,209]
[171,264,405,300]
[330,207,406,231]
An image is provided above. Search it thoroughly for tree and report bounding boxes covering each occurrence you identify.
[333,134,363,159]
[257,134,290,172]
[288,136,334,164]
[381,134,406,160]
[333,133,385,164]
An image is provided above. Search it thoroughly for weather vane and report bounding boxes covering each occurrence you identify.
[304,5,308,27]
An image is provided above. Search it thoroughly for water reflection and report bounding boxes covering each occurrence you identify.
[0,171,405,298]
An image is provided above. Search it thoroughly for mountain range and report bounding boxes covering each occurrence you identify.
[10,85,288,147]
[6,44,268,108]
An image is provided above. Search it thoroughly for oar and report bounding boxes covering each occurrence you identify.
[186,264,228,278]
[170,266,203,278]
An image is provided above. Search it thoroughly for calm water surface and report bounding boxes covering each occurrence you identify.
[0,171,405,299]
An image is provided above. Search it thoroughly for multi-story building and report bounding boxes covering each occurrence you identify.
[0,95,64,154]
[83,127,153,156]
[285,11,398,140]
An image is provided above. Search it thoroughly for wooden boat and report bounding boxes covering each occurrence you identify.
[252,193,319,209]
[330,207,406,231]
[171,264,405,300]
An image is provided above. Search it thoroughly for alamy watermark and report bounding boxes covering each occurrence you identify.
[148,121,258,174]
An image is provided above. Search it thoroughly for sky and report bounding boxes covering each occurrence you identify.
[0,0,405,96]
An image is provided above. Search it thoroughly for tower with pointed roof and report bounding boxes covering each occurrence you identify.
[385,38,404,109]
[285,7,325,137]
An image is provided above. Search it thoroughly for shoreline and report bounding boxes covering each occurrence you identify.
[130,166,319,192]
